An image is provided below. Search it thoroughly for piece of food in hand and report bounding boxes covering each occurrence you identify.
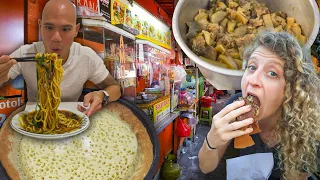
[234,95,261,149]
[236,95,260,122]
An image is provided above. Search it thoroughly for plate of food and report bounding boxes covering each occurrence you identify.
[10,108,90,140]
[1,100,157,180]
[10,53,90,140]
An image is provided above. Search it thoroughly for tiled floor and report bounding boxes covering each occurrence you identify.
[177,94,240,180]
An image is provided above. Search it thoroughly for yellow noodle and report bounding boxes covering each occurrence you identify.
[19,53,82,134]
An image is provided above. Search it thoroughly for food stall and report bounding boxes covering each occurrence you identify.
[75,1,208,177]
[73,0,193,178]
[135,40,171,121]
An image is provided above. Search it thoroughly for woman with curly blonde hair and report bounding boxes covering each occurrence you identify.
[198,31,320,179]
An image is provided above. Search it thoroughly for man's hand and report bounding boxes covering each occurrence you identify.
[0,55,16,84]
[77,91,104,116]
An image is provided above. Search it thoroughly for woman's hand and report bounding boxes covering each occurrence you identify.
[207,100,254,148]
[0,55,16,84]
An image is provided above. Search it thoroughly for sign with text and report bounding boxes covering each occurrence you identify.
[153,97,170,122]
[0,77,25,128]
[76,0,100,16]
[129,3,171,50]
[110,0,128,25]
[99,0,111,23]
[109,0,172,50]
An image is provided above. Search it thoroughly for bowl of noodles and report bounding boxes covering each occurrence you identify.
[172,0,320,89]
[10,53,90,139]
[10,107,89,140]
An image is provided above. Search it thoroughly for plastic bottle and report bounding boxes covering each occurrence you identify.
[191,75,195,83]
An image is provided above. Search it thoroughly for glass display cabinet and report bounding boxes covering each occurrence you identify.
[77,17,136,103]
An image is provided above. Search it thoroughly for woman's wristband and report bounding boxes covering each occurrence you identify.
[205,134,217,150]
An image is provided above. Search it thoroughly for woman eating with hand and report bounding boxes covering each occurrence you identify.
[198,31,320,180]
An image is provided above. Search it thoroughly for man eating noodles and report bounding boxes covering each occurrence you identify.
[0,0,121,117]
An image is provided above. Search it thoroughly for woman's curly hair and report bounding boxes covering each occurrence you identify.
[243,31,320,178]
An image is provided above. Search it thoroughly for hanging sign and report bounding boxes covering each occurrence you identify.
[99,0,111,23]
[75,0,100,16]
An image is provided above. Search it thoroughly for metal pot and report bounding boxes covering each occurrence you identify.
[173,0,320,90]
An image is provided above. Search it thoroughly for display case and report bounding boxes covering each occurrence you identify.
[77,17,136,103]
[135,40,171,104]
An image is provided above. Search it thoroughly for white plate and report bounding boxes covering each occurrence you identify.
[10,108,90,140]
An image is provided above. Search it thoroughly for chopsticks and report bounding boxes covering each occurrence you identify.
[0,95,22,100]
[11,53,37,62]
[10,57,36,62]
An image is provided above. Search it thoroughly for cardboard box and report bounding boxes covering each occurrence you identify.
[0,78,25,128]
[139,95,170,122]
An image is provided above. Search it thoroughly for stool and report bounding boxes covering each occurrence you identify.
[209,93,217,103]
[199,106,213,126]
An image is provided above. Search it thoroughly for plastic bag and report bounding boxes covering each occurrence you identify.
[172,65,187,82]
[10,75,24,90]
[188,116,198,128]
[176,118,190,137]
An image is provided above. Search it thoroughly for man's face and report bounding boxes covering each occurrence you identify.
[241,46,286,121]
[39,6,79,61]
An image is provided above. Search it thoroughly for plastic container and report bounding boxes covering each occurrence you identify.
[200,96,213,108]
[179,90,194,106]
[190,75,195,83]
